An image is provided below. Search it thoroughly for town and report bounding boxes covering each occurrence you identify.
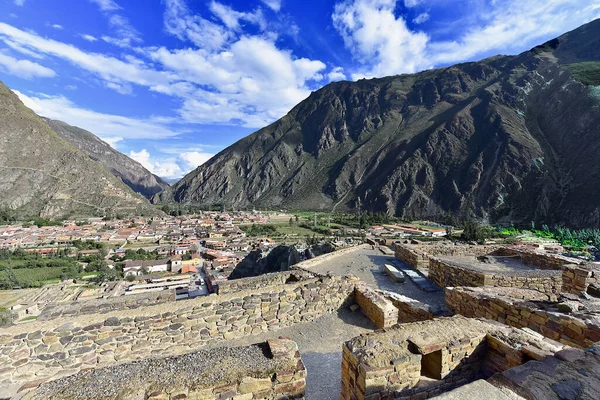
[0,211,458,322]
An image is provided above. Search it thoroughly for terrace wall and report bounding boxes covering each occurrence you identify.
[37,290,175,321]
[492,248,581,270]
[394,243,500,273]
[562,264,600,295]
[28,338,306,400]
[446,287,600,349]
[428,258,562,296]
[340,317,560,400]
[354,285,398,328]
[0,275,357,397]
[217,270,315,295]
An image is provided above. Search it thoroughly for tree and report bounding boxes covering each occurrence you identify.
[126,274,135,282]
[92,264,120,284]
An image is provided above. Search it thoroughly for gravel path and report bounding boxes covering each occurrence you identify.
[209,310,376,399]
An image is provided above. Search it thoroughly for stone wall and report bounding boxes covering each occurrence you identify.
[217,270,315,295]
[562,264,599,295]
[380,291,437,323]
[446,287,600,349]
[27,338,306,400]
[394,243,500,273]
[428,258,562,296]
[340,317,565,400]
[354,285,398,329]
[491,248,581,270]
[0,275,356,397]
[37,290,175,321]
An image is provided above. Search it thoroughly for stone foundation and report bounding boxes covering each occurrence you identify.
[0,275,356,396]
[26,337,306,400]
[37,290,175,321]
[446,286,600,348]
[380,291,438,323]
[492,248,581,270]
[218,270,315,295]
[354,286,398,329]
[429,258,562,296]
[394,243,500,274]
[562,263,600,295]
[340,316,566,400]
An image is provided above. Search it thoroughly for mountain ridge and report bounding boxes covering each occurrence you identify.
[0,81,158,219]
[42,117,170,199]
[154,18,600,227]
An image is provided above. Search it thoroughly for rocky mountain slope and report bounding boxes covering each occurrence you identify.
[155,19,600,227]
[42,118,169,198]
[0,82,156,219]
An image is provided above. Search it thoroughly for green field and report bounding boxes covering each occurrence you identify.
[0,267,66,288]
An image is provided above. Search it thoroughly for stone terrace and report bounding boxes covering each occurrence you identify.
[28,337,305,400]
[341,316,567,400]
[447,286,600,349]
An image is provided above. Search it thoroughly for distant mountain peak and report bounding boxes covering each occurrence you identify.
[154,19,600,227]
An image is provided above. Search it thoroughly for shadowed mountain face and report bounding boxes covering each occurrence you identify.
[155,19,600,228]
[42,118,169,198]
[0,82,157,219]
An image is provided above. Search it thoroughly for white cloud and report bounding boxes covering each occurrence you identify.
[429,1,600,65]
[0,22,172,91]
[404,0,423,7]
[88,0,120,12]
[128,149,214,179]
[80,34,98,42]
[51,24,63,30]
[333,0,600,78]
[413,12,429,24]
[163,0,232,51]
[261,0,282,12]
[332,0,430,78]
[150,35,326,127]
[209,1,266,32]
[13,0,25,6]
[179,151,214,168]
[14,90,179,142]
[0,53,55,78]
[328,66,347,81]
[88,0,140,47]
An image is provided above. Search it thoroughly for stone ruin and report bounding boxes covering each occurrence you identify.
[1,242,600,399]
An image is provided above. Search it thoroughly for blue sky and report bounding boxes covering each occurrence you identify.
[1,0,599,180]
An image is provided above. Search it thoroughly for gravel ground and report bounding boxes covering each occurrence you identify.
[209,310,376,399]
[307,247,447,310]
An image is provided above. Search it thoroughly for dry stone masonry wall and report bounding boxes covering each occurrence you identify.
[340,317,565,400]
[446,286,600,349]
[354,285,398,329]
[27,338,306,400]
[37,290,175,322]
[0,275,356,397]
[562,264,600,295]
[217,271,315,295]
[428,258,562,296]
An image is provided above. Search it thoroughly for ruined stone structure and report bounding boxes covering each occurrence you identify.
[340,316,566,399]
[394,243,501,274]
[428,257,562,296]
[37,290,175,321]
[28,337,306,399]
[0,274,355,396]
[3,241,600,399]
[446,286,600,349]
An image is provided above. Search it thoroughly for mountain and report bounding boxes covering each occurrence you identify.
[154,19,600,228]
[0,82,157,219]
[42,118,169,198]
